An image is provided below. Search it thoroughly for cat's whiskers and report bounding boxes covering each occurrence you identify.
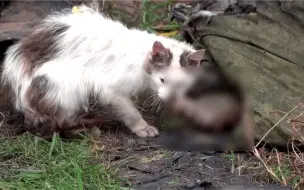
[146,94,158,102]
[143,94,158,106]
[155,98,164,113]
[150,95,163,112]
[151,95,160,105]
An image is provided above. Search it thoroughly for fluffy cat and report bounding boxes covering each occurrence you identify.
[1,5,205,138]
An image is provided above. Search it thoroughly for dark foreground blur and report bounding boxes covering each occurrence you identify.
[161,60,254,152]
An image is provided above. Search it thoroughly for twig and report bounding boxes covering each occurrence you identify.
[253,148,282,183]
[291,140,304,164]
[255,105,299,148]
[254,116,263,124]
[294,178,304,189]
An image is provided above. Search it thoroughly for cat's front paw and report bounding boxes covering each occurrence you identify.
[132,123,159,138]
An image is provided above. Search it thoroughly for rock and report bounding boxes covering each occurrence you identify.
[185,181,196,189]
[133,176,176,190]
[135,138,148,146]
[178,152,193,165]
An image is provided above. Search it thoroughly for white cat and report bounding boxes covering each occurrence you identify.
[1,5,205,138]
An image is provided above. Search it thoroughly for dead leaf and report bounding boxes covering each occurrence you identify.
[157,31,179,38]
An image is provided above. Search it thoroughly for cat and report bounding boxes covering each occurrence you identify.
[1,5,205,138]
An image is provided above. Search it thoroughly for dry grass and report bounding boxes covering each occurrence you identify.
[253,146,304,189]
[231,104,304,190]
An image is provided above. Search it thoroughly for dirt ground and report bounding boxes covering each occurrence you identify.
[97,126,261,190]
[0,98,283,190]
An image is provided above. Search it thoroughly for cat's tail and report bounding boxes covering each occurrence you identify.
[1,42,33,112]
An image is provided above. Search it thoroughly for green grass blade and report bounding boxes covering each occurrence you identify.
[72,161,84,190]
[48,133,58,159]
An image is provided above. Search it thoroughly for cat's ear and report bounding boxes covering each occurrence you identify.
[152,41,167,56]
[186,49,205,67]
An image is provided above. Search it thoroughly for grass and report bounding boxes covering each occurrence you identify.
[225,104,304,190]
[104,0,183,40]
[140,0,176,31]
[140,0,184,40]
[225,149,304,190]
[0,133,124,190]
[253,147,304,189]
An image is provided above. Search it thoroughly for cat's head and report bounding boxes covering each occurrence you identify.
[144,41,205,98]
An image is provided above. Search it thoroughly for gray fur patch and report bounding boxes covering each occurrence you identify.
[19,22,70,73]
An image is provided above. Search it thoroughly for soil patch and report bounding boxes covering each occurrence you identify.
[96,125,261,190]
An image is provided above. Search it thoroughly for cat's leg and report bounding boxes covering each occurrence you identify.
[101,94,159,138]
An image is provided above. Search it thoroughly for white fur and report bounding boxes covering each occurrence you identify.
[198,10,218,17]
[160,66,196,100]
[1,5,198,137]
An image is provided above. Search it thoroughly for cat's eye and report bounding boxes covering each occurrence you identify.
[160,78,164,83]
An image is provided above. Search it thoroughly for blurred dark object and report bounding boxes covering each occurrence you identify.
[161,65,254,152]
[214,185,292,190]
[164,63,244,134]
[169,0,304,148]
[161,126,253,152]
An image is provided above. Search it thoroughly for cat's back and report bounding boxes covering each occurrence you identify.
[50,6,129,38]
[36,5,136,62]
